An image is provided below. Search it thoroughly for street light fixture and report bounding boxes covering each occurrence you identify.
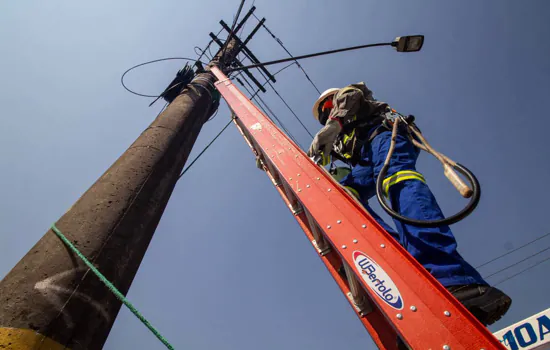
[392,35,425,52]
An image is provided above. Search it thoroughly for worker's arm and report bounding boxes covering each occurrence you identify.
[307,117,342,163]
[307,87,362,162]
[307,83,388,164]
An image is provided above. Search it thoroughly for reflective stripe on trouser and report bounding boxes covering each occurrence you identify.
[344,186,360,199]
[382,170,426,197]
[339,128,487,287]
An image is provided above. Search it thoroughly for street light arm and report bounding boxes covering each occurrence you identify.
[227,35,424,73]
[228,42,393,72]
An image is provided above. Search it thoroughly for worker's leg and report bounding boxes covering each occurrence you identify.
[369,129,511,326]
[368,130,486,287]
[340,129,511,326]
[339,162,401,243]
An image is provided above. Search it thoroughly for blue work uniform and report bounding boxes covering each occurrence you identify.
[339,128,487,287]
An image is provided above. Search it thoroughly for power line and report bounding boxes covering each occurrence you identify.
[240,77,298,144]
[266,81,314,139]
[221,9,315,141]
[494,255,550,286]
[250,62,296,99]
[195,46,212,61]
[253,13,321,95]
[121,57,202,98]
[237,0,255,38]
[476,232,550,269]
[252,66,315,139]
[229,42,393,72]
[484,245,550,279]
[255,94,301,148]
[221,0,246,66]
[273,62,297,76]
[433,238,550,297]
[207,107,219,122]
[233,63,299,144]
[178,117,234,180]
[237,75,300,146]
[197,29,223,62]
[158,102,168,116]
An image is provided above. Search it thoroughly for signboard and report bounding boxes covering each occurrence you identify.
[494,308,550,350]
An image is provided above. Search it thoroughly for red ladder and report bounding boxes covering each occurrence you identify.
[211,66,505,350]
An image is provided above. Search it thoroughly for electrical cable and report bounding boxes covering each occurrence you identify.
[239,77,295,140]
[494,255,550,286]
[249,62,296,100]
[229,42,393,72]
[238,75,300,146]
[238,52,249,64]
[266,81,314,138]
[255,94,301,147]
[207,108,219,122]
[375,118,481,227]
[121,57,204,98]
[240,62,294,99]
[237,0,255,38]
[250,65,315,139]
[195,46,211,61]
[476,232,550,269]
[158,102,169,117]
[178,117,234,179]
[197,28,224,62]
[253,13,321,94]
[484,245,550,280]
[209,43,218,60]
[273,62,297,76]
[221,0,246,66]
[272,62,297,76]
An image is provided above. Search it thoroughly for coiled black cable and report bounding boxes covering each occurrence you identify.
[375,122,481,227]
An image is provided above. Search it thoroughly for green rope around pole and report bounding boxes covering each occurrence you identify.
[178,117,234,179]
[50,224,175,350]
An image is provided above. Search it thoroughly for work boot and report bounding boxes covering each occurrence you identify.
[447,284,512,326]
[395,285,512,349]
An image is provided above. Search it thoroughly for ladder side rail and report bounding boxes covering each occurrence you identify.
[231,111,399,349]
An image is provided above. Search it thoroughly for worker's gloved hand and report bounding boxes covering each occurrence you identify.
[307,118,342,165]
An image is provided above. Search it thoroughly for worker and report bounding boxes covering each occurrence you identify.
[307,83,512,327]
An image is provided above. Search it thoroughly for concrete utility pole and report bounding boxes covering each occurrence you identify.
[0,37,241,350]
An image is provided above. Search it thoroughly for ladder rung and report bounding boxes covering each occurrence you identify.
[259,158,283,187]
[281,182,303,215]
[260,154,303,215]
[343,262,373,316]
[305,210,331,255]
[268,170,400,349]
[233,118,255,150]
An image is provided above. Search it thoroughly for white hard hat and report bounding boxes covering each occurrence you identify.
[312,88,340,122]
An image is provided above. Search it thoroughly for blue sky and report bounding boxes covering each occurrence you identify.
[1,0,550,349]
